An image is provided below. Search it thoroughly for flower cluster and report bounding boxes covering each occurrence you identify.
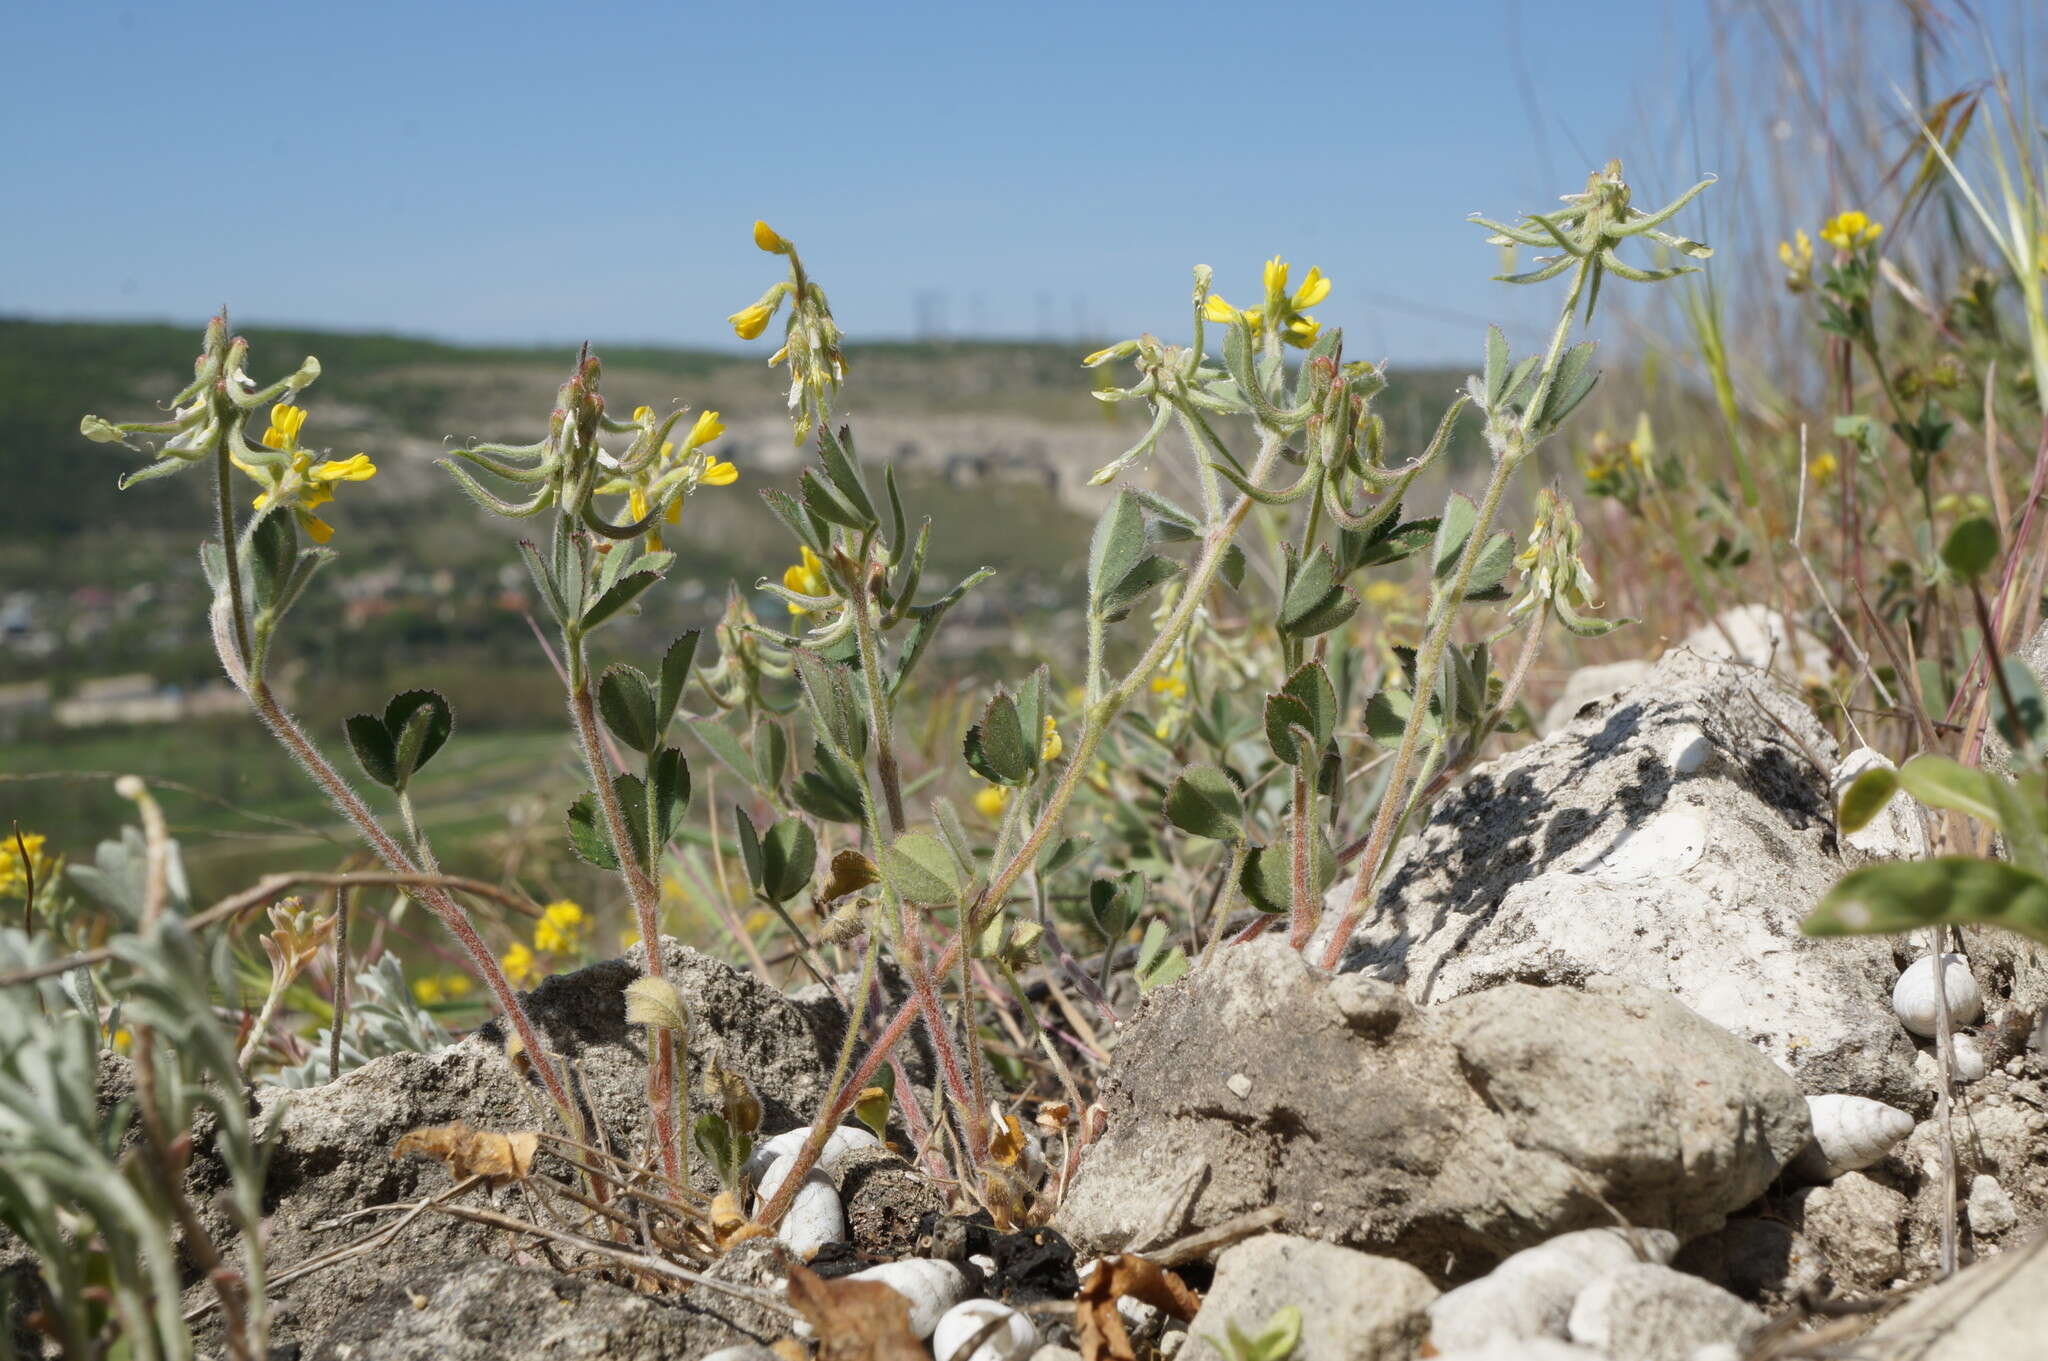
[234,402,378,543]
[0,830,56,900]
[1203,256,1331,349]
[1820,210,1884,252]
[728,221,847,444]
[499,899,589,986]
[597,406,737,551]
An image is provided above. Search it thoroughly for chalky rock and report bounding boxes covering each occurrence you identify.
[1912,1032,1987,1086]
[1682,604,1829,683]
[1968,1174,2020,1238]
[1892,953,1984,1038]
[1341,650,1918,1104]
[933,1299,1037,1361]
[1423,1342,1606,1361]
[1831,746,1930,863]
[1191,1234,1437,1361]
[1790,1094,1914,1180]
[1796,1171,1908,1294]
[1863,1228,2048,1357]
[1539,659,1653,735]
[1564,1262,1762,1361]
[756,1152,847,1256]
[1056,939,1810,1280]
[1425,1227,1677,1351]
[844,1258,971,1338]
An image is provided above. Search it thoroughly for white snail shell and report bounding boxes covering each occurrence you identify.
[1914,1032,1988,1086]
[845,1258,972,1338]
[1792,1094,1914,1180]
[933,1299,1038,1361]
[1892,953,1983,1038]
[1425,1227,1678,1351]
[755,1152,846,1257]
[743,1124,882,1186]
[701,1349,780,1361]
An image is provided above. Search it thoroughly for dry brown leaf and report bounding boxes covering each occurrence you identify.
[787,1263,926,1361]
[391,1122,538,1186]
[1076,1253,1202,1361]
[987,1113,1028,1168]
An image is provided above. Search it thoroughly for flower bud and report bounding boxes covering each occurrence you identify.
[625,974,690,1032]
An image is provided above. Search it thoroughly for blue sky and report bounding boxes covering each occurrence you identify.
[0,2,1976,363]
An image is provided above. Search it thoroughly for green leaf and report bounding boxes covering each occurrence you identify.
[1164,764,1244,841]
[965,690,1033,785]
[792,647,866,759]
[759,816,817,903]
[799,467,873,530]
[567,789,619,870]
[249,505,297,608]
[1364,687,1430,744]
[1483,326,1510,409]
[792,741,867,823]
[1941,516,2000,581]
[1088,491,1147,616]
[690,716,759,790]
[656,632,700,733]
[1134,919,1188,994]
[1836,765,1901,835]
[1804,857,2048,948]
[1433,494,1478,579]
[1239,831,1335,915]
[814,424,878,526]
[647,745,690,846]
[598,664,660,753]
[755,720,790,791]
[1466,532,1517,595]
[580,569,661,630]
[881,831,960,906]
[1896,753,2003,828]
[1220,543,1247,591]
[1089,871,1146,941]
[344,714,399,789]
[1100,554,1184,619]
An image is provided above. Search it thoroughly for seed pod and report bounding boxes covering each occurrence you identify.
[1893,953,1983,1038]
[933,1299,1037,1361]
[845,1258,970,1338]
[1792,1094,1914,1180]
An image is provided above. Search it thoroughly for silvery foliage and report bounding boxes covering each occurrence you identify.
[270,954,452,1089]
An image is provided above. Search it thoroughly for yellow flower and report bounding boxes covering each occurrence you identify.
[251,450,378,544]
[411,976,445,1006]
[1202,294,1263,327]
[620,928,642,952]
[1040,715,1062,762]
[262,402,308,451]
[1362,579,1404,609]
[783,545,830,617]
[0,831,55,899]
[754,220,792,255]
[1820,211,1883,251]
[1150,664,1188,701]
[441,973,472,999]
[1809,452,1838,480]
[700,458,739,486]
[534,899,587,955]
[684,410,725,450]
[974,784,1010,819]
[1263,256,1289,297]
[500,942,536,986]
[1291,266,1331,309]
[1778,229,1813,271]
[730,302,775,340]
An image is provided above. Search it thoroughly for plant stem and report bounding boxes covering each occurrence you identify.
[1319,262,1590,971]
[848,572,907,834]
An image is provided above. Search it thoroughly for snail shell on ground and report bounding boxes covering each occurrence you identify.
[743,1124,881,1186]
[701,1349,780,1361]
[755,1152,846,1257]
[1792,1094,1914,1180]
[1892,953,1983,1038]
[845,1258,971,1339]
[1914,1032,1988,1085]
[933,1298,1038,1361]
[1425,1228,1679,1351]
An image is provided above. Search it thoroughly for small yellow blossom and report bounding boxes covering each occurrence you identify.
[754,220,791,255]
[684,410,725,450]
[441,973,472,998]
[0,831,55,899]
[111,1027,133,1053]
[729,302,775,340]
[620,928,642,952]
[1040,716,1062,763]
[1291,266,1332,309]
[974,784,1010,819]
[1262,256,1289,296]
[783,545,830,617]
[500,942,536,986]
[1778,229,1813,272]
[1202,295,1262,327]
[412,976,445,1006]
[1820,210,1883,251]
[1150,665,1188,701]
[700,459,739,486]
[262,402,308,451]
[1808,452,1838,480]
[534,900,587,955]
